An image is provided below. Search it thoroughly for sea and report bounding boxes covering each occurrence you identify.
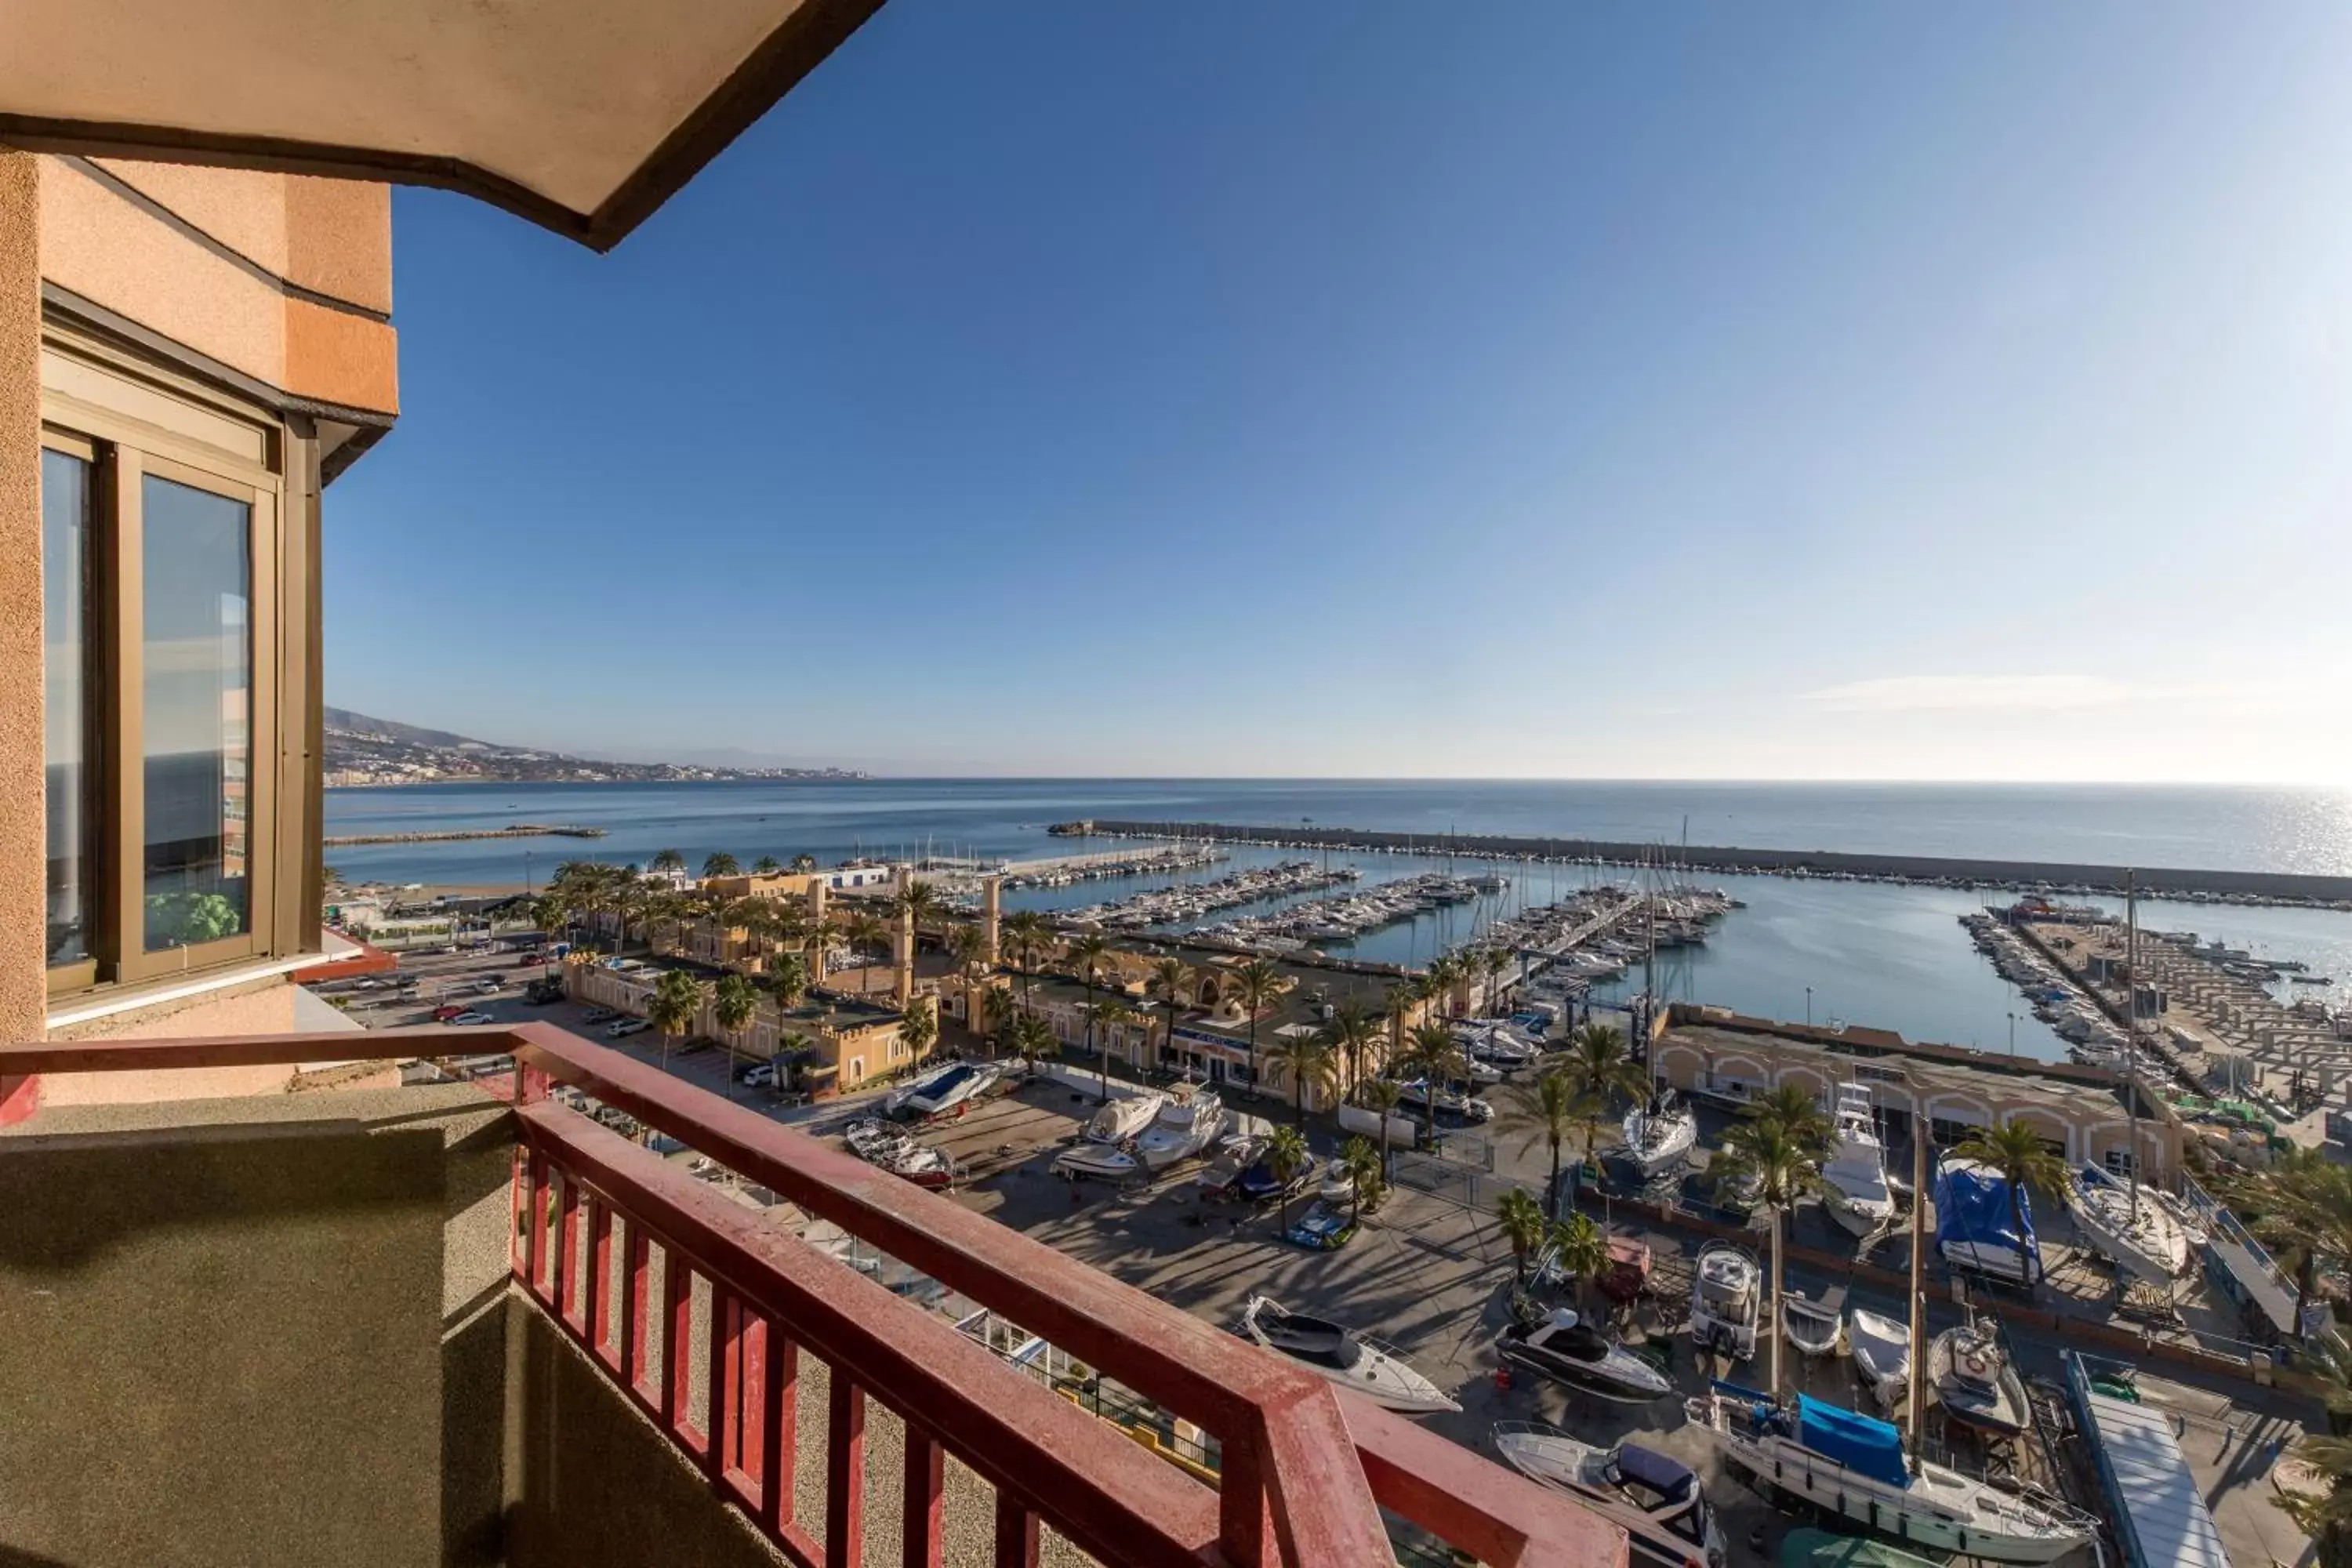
[325,779,2352,1065]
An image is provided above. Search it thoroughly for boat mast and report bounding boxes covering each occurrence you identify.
[2125,869,2141,1221]
[1906,1127,1927,1452]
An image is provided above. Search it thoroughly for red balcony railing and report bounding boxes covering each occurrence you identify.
[5,1023,1624,1568]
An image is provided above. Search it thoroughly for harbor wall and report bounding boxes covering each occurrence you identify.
[1056,822,2352,904]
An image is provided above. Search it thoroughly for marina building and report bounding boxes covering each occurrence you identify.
[1653,1009,2183,1178]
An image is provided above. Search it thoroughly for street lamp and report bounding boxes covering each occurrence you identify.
[2007,1011,2017,1060]
[1805,986,1813,1028]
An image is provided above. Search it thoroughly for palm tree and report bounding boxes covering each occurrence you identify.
[1265,1125,1312,1235]
[1230,958,1284,1094]
[1504,1069,1598,1223]
[752,855,782,874]
[790,854,818,873]
[946,921,985,976]
[1091,998,1138,1100]
[1950,1120,2070,1287]
[1497,1187,1547,1285]
[1403,1021,1466,1152]
[712,971,759,1044]
[1261,1029,1338,1129]
[1425,954,1462,1019]
[1013,1010,1058,1065]
[764,953,810,1011]
[1002,910,1052,1012]
[800,916,839,991]
[844,913,890,994]
[1563,1022,1648,1175]
[647,970,706,1077]
[702,851,741,880]
[901,996,938,1064]
[649,849,687,879]
[1548,1211,1610,1305]
[1065,933,1113,1079]
[1338,1135,1381,1221]
[1356,1078,1404,1181]
[982,987,1022,1054]
[1750,1083,1834,1158]
[1323,1001,1376,1095]
[1720,1104,1825,1395]
[1146,956,1188,1075]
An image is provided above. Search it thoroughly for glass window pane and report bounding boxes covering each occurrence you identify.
[43,448,95,966]
[143,474,252,952]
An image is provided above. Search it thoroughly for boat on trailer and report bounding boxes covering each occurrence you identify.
[1685,1385,2096,1564]
[1781,1283,1845,1357]
[1690,1242,1761,1361]
[1495,1308,1674,1403]
[1847,1307,1911,1413]
[1492,1427,1726,1568]
[1622,1088,1698,1178]
[1238,1295,1458,1414]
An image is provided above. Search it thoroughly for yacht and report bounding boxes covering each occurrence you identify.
[1621,1088,1697,1178]
[2069,1166,2190,1283]
[1134,1087,1227,1168]
[1490,1428,1725,1568]
[1393,1078,1495,1122]
[1847,1307,1911,1413]
[1238,1297,1459,1415]
[1083,1091,1167,1145]
[1688,1242,1761,1361]
[1494,1308,1674,1403]
[1685,1388,2096,1563]
[1933,1159,2043,1285]
[840,1119,954,1189]
[1928,1319,2031,1436]
[1819,1084,1897,1236]
[886,1059,1002,1120]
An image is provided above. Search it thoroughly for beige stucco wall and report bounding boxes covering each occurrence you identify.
[0,151,41,1051]
[42,978,303,1103]
[38,155,397,416]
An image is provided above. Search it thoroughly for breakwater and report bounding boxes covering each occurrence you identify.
[323,823,607,848]
[1048,820,2352,908]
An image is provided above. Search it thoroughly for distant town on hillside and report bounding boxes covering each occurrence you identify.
[322,708,866,786]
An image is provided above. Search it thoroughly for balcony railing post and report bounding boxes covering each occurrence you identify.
[626,1226,659,1414]
[993,1494,1038,1568]
[706,1283,734,1487]
[1217,1428,1274,1568]
[666,1250,704,1454]
[826,1375,865,1568]
[559,1176,585,1333]
[588,1196,619,1372]
[760,1331,798,1537]
[527,1150,553,1302]
[901,1424,942,1568]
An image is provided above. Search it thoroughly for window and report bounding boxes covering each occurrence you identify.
[1931,1117,1987,1147]
[42,448,96,967]
[2103,1148,2136,1178]
[41,331,303,996]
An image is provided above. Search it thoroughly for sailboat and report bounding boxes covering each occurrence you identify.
[2071,1164,2188,1283]
[1621,1087,1697,1178]
[1685,1386,2097,1564]
[1820,1084,1898,1236]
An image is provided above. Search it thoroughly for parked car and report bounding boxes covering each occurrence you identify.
[430,1004,466,1022]
[472,978,502,995]
[604,1019,649,1038]
[582,1007,619,1025]
[679,1035,718,1056]
[445,1011,493,1026]
[1283,1201,1359,1251]
[736,1062,778,1088]
[524,978,565,1005]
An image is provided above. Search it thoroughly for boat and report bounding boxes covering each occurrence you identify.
[1284,1200,1359,1250]
[1495,1308,1673,1403]
[1781,1283,1845,1357]
[1779,1525,1941,1568]
[1685,1386,2097,1563]
[885,1059,1001,1120]
[840,1118,954,1189]
[1928,1319,2030,1436]
[1621,1087,1697,1178]
[1689,1242,1761,1361]
[1135,1087,1227,1168]
[1820,1085,1898,1236]
[1083,1091,1166,1144]
[1239,1295,1459,1414]
[1235,1149,1316,1203]
[1315,1156,1358,1204]
[1846,1307,1911,1413]
[1392,1077,1496,1122]
[2070,1164,2189,1283]
[1933,1159,2043,1285]
[1492,1427,1725,1568]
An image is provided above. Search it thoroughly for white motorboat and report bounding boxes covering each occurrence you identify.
[1928,1320,2030,1436]
[1491,1427,1726,1568]
[1689,1242,1760,1361]
[1846,1307,1911,1413]
[1820,1084,1897,1236]
[1686,1387,2096,1564]
[1495,1308,1673,1403]
[1621,1088,1697,1178]
[1240,1296,1459,1414]
[1315,1156,1358,1204]
[840,1118,954,1189]
[1083,1091,1166,1144]
[2070,1166,2189,1283]
[886,1059,1002,1120]
[1134,1087,1227,1169]
[1393,1078,1495,1122]
[1781,1283,1844,1357]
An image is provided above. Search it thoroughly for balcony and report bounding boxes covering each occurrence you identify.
[0,1023,1621,1567]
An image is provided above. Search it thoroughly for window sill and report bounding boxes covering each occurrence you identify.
[46,949,328,1032]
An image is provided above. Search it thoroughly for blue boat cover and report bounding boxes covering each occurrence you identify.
[1617,1443,1697,1500]
[1795,1396,1908,1490]
[1934,1162,2042,1279]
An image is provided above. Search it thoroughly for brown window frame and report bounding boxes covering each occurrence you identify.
[41,338,291,997]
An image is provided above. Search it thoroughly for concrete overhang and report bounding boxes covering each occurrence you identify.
[0,0,884,250]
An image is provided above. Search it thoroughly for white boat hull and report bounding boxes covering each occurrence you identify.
[2071,1183,2188,1283]
[1623,1111,1697,1177]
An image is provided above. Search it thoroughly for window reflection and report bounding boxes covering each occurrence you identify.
[143,474,252,951]
[43,449,94,965]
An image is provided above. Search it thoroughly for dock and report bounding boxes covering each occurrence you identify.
[1048,819,2352,907]
[321,823,607,847]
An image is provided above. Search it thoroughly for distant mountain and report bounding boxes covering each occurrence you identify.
[321,707,866,786]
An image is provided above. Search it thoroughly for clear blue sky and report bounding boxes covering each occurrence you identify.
[327,2,2352,781]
